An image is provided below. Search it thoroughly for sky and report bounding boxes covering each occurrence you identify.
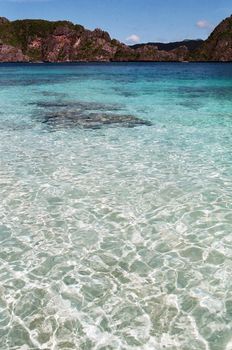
[0,0,232,44]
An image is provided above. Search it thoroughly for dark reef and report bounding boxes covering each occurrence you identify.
[31,100,152,130]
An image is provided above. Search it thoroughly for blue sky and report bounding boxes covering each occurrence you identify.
[0,0,232,43]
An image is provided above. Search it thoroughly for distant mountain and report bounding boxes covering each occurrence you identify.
[131,39,203,52]
[0,16,232,62]
[192,15,232,61]
[0,18,190,62]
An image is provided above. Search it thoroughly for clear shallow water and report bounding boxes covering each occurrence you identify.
[1,63,232,349]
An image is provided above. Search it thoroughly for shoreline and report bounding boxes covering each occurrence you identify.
[1,60,232,64]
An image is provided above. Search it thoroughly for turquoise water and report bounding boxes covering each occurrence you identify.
[1,63,232,349]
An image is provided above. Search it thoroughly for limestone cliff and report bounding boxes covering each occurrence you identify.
[192,15,232,61]
[2,15,232,62]
[0,18,189,62]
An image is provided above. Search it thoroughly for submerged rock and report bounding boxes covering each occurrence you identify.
[32,99,152,130]
[33,100,122,111]
[42,111,152,129]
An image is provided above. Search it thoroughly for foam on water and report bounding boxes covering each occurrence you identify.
[1,63,232,349]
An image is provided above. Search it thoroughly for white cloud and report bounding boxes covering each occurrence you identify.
[196,20,212,29]
[126,34,140,44]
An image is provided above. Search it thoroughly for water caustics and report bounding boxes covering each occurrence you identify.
[1,63,232,349]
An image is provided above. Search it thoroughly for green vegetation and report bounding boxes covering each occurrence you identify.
[1,15,232,62]
[0,19,75,51]
[194,15,232,61]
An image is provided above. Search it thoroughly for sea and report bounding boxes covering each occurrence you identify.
[1,62,232,350]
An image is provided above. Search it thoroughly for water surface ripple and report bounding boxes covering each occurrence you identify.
[1,63,232,350]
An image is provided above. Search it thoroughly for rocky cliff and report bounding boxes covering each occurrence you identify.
[0,18,189,62]
[192,15,232,61]
[1,15,232,62]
